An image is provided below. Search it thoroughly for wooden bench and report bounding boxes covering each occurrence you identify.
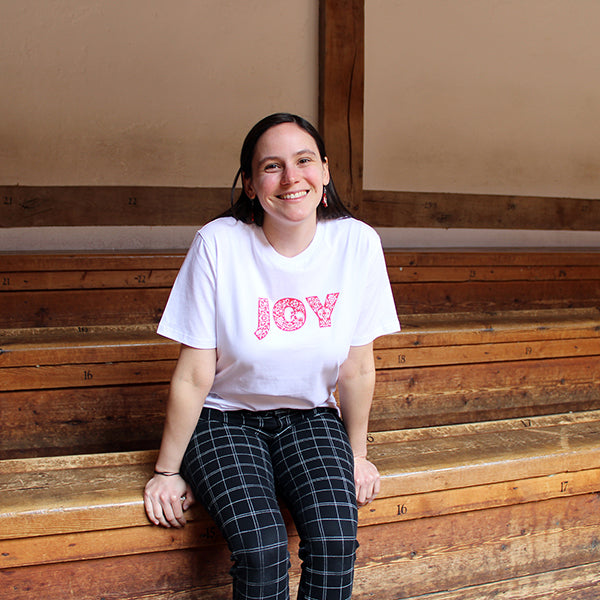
[2,249,600,599]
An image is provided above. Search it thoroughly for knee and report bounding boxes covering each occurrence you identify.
[230,524,290,576]
[300,534,358,566]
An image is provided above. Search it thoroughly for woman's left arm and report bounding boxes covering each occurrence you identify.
[337,342,380,506]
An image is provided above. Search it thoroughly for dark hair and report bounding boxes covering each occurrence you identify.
[223,113,352,225]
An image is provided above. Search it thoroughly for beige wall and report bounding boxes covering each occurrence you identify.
[1,0,318,186]
[3,1,600,250]
[365,0,600,199]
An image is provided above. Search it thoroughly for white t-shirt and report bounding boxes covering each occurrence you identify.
[157,216,400,412]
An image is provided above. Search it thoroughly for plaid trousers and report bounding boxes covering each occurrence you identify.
[181,406,359,600]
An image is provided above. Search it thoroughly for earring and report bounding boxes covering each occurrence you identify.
[322,189,328,208]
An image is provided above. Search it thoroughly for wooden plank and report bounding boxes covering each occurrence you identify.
[367,410,600,444]
[3,495,600,600]
[2,188,600,232]
[0,325,178,368]
[370,420,600,497]
[362,189,600,230]
[0,186,229,227]
[371,356,600,429]
[319,0,364,215]
[3,415,599,540]
[392,279,600,313]
[0,288,170,328]
[0,518,224,569]
[0,385,168,459]
[4,309,598,369]
[0,547,234,600]
[0,268,179,291]
[0,358,177,391]
[388,264,600,283]
[4,465,598,571]
[351,494,600,598]
[384,308,600,348]
[360,467,600,528]
[397,562,600,600]
[384,249,600,268]
[376,336,600,369]
[0,251,186,272]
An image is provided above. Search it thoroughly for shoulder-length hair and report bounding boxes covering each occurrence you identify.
[222,113,352,225]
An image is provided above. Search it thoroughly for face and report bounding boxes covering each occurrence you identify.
[244,122,330,231]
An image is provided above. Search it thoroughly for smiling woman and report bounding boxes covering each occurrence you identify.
[144,113,400,600]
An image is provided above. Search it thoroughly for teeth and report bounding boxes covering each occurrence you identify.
[279,191,307,200]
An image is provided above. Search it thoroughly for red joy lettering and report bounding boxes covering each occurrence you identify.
[306,293,339,328]
[254,297,270,340]
[273,298,306,332]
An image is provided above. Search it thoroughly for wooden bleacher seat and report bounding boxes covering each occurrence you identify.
[1,248,600,598]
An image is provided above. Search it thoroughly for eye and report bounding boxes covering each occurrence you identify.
[298,156,313,166]
[263,162,282,172]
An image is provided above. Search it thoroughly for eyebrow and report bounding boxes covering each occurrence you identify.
[256,149,318,168]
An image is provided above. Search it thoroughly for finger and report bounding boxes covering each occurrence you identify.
[169,494,187,527]
[160,493,184,528]
[372,475,381,499]
[356,482,370,506]
[182,484,196,511]
[143,491,160,526]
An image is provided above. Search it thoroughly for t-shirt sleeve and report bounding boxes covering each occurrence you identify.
[350,231,400,347]
[156,231,217,349]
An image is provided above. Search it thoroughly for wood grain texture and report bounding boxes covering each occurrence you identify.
[319,0,364,215]
[3,186,600,230]
[0,186,229,227]
[363,189,600,230]
[2,244,600,598]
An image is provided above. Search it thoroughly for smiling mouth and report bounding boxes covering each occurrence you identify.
[278,190,308,200]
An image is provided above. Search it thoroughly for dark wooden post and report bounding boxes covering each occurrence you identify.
[319,0,365,217]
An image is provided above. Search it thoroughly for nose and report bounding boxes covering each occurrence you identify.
[281,163,300,185]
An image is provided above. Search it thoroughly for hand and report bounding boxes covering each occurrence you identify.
[144,473,195,528]
[354,456,381,506]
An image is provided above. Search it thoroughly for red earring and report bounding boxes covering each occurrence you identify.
[322,189,328,208]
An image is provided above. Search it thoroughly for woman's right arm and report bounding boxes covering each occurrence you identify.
[143,345,216,528]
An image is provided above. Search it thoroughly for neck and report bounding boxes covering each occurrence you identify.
[262,217,317,258]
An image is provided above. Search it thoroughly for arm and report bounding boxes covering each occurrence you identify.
[337,342,380,506]
[144,345,216,528]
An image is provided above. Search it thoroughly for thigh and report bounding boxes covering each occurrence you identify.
[181,409,286,547]
[272,409,358,539]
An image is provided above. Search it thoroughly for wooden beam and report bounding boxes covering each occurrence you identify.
[363,189,600,230]
[319,0,365,216]
[0,186,229,227]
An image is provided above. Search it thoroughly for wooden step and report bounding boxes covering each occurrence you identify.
[2,411,598,546]
[1,385,168,460]
[3,308,598,369]
[395,561,600,599]
[4,494,599,600]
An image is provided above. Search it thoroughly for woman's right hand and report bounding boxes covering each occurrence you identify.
[143,473,195,528]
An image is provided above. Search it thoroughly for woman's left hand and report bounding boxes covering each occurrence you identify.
[354,456,381,506]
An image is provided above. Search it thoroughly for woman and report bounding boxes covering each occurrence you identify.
[144,113,400,600]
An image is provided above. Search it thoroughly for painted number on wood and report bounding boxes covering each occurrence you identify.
[397,504,408,516]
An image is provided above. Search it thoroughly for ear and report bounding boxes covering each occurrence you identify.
[322,157,330,186]
[242,174,256,199]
